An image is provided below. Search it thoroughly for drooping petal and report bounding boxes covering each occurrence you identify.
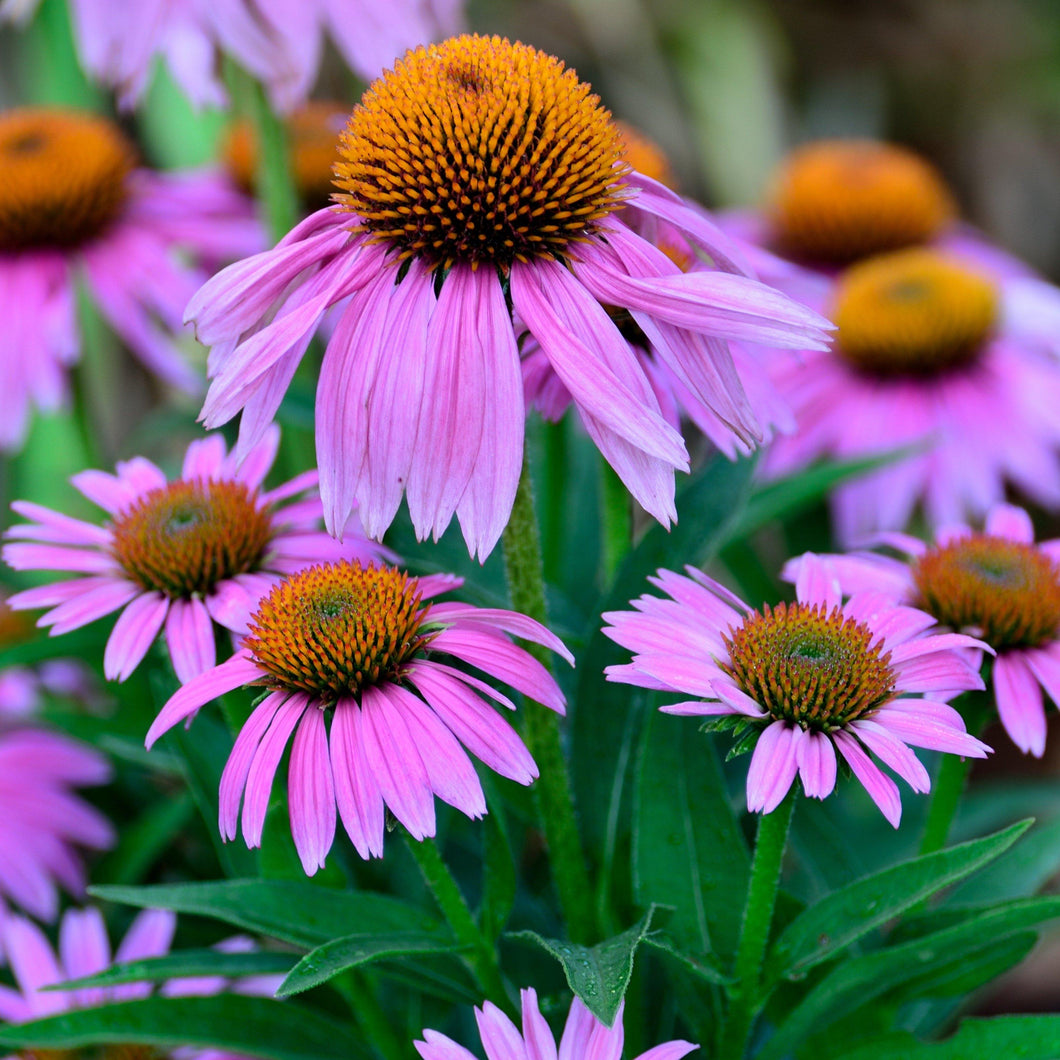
[994,652,1047,757]
[746,720,799,814]
[288,706,337,875]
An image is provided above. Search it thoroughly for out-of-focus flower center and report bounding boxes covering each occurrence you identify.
[615,120,675,189]
[223,101,348,207]
[913,536,1060,649]
[832,250,997,377]
[768,140,955,264]
[244,562,430,704]
[722,601,897,731]
[0,109,135,251]
[0,592,32,647]
[332,33,629,270]
[111,480,272,597]
[22,1045,156,1060]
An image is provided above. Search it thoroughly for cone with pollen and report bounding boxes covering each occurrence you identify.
[187,33,832,560]
[145,559,574,872]
[793,504,1060,758]
[768,139,956,264]
[832,249,997,376]
[604,554,990,824]
[3,428,386,686]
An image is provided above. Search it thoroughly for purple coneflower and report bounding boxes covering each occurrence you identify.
[0,728,113,921]
[603,554,991,824]
[145,559,572,873]
[785,504,1060,758]
[717,139,1060,543]
[0,107,261,452]
[415,988,697,1060]
[186,34,832,559]
[3,428,387,684]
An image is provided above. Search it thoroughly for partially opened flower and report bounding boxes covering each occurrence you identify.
[0,107,261,452]
[187,34,832,559]
[4,428,387,684]
[0,905,281,1037]
[145,560,573,873]
[0,0,463,112]
[0,728,114,921]
[415,988,697,1060]
[603,554,990,824]
[785,504,1060,758]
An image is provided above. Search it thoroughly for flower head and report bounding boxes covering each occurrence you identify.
[767,140,956,265]
[188,35,831,558]
[786,504,1060,758]
[0,107,261,452]
[144,559,573,873]
[0,728,114,921]
[3,428,387,684]
[415,988,697,1060]
[603,554,990,824]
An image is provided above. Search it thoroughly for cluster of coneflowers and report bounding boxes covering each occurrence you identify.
[1,2,1060,1059]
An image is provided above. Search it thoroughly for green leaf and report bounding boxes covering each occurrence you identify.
[758,896,1060,1060]
[770,819,1032,978]
[633,711,748,958]
[277,931,462,997]
[46,949,296,991]
[571,453,756,871]
[835,1015,1060,1060]
[640,934,730,985]
[948,814,1060,905]
[90,880,446,950]
[0,995,363,1060]
[508,908,657,1026]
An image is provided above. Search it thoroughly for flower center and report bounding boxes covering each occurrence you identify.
[831,249,997,377]
[0,109,135,252]
[913,536,1060,649]
[110,480,273,598]
[243,562,430,704]
[722,601,897,732]
[223,101,348,207]
[332,33,629,270]
[768,140,956,264]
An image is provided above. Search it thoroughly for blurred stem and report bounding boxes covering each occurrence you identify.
[599,460,631,583]
[502,459,595,944]
[226,66,299,244]
[405,833,509,1009]
[720,790,796,1060]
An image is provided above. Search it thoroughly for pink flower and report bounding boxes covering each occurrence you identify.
[716,140,1060,544]
[603,554,991,824]
[1,0,462,112]
[186,35,832,560]
[785,504,1060,758]
[0,905,281,1058]
[415,988,697,1060]
[0,728,114,921]
[144,559,574,874]
[0,108,262,452]
[4,428,388,685]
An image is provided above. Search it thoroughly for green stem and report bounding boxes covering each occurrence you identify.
[502,459,595,944]
[404,833,509,1008]
[720,790,797,1060]
[540,418,568,583]
[242,77,300,243]
[599,460,632,583]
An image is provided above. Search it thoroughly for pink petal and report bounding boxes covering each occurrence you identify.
[994,652,1047,757]
[425,603,574,665]
[103,591,168,681]
[288,707,337,875]
[164,596,218,684]
[984,504,1035,542]
[241,695,309,847]
[833,731,902,827]
[746,720,799,814]
[219,693,287,841]
[329,698,385,859]
[794,553,841,611]
[794,728,838,800]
